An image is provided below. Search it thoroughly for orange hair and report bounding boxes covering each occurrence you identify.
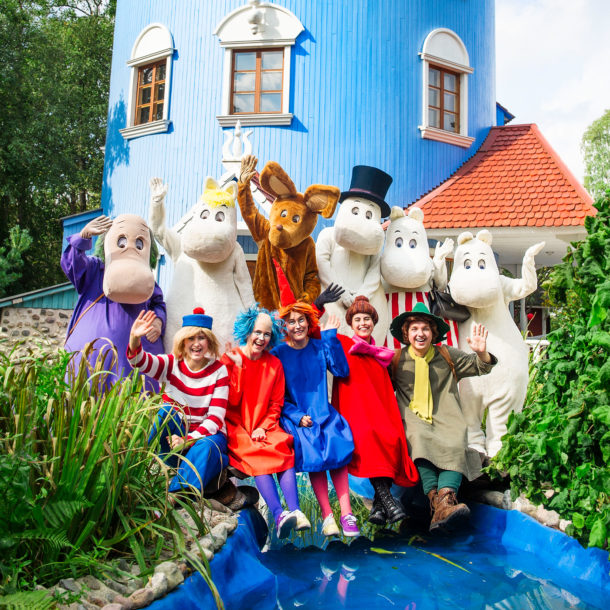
[278,302,320,337]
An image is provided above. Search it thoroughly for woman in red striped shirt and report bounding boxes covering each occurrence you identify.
[128,307,230,494]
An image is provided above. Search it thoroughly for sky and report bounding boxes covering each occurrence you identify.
[495,0,610,184]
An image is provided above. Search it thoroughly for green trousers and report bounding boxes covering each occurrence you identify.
[415,458,462,495]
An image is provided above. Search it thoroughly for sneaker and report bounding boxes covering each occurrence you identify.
[290,509,312,531]
[276,510,297,539]
[321,513,340,537]
[339,513,360,537]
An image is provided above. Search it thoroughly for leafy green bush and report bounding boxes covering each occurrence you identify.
[0,344,220,604]
[488,192,610,551]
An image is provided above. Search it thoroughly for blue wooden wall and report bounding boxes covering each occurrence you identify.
[103,0,496,291]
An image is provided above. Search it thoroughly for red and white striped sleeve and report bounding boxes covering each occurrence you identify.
[186,364,229,440]
[126,344,171,382]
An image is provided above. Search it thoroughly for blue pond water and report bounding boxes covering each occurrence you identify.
[150,504,609,609]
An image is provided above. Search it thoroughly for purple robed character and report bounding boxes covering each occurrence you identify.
[61,214,166,391]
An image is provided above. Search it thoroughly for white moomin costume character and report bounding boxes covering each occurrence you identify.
[381,206,456,348]
[449,230,544,457]
[149,177,255,350]
[316,166,392,345]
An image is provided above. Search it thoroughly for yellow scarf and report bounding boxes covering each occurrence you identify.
[408,345,435,423]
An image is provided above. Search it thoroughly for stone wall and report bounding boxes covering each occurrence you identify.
[0,306,71,357]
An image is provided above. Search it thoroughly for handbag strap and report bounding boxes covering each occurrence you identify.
[65,292,105,343]
[437,344,457,382]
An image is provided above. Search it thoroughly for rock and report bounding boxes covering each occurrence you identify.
[78,575,102,591]
[127,588,154,609]
[100,605,124,610]
[59,312,69,319]
[225,516,238,533]
[59,578,81,593]
[154,561,184,590]
[559,519,571,532]
[206,498,231,514]
[104,579,129,596]
[210,523,228,550]
[150,572,168,599]
[202,547,214,562]
[21,330,30,336]
[111,595,133,610]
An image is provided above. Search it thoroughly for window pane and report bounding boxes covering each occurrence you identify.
[261,71,282,91]
[139,87,151,105]
[234,72,256,92]
[154,103,164,121]
[138,107,150,124]
[429,67,440,87]
[233,93,255,113]
[155,83,165,102]
[262,51,283,70]
[140,67,153,85]
[444,73,457,92]
[156,63,166,81]
[428,87,440,108]
[429,108,440,128]
[235,52,256,71]
[444,112,458,132]
[260,93,282,112]
[444,92,456,111]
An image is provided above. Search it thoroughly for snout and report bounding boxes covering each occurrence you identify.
[275,224,283,232]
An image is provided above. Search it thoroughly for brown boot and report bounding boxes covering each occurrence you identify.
[427,489,438,516]
[429,488,470,532]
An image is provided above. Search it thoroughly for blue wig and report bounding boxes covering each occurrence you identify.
[233,305,285,348]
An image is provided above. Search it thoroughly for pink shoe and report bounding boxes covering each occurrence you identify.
[339,513,360,537]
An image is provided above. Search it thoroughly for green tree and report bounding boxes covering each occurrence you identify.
[0,0,114,293]
[582,109,610,201]
[0,226,33,298]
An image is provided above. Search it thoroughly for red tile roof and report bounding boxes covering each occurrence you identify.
[412,124,595,228]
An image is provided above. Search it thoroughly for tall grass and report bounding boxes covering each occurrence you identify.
[0,343,222,607]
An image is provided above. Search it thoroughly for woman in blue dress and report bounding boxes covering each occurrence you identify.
[272,302,359,537]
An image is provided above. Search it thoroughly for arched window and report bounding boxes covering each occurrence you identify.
[120,23,175,140]
[214,1,304,126]
[419,28,474,148]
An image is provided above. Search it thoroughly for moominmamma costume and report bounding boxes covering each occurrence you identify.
[316,166,391,345]
[449,230,545,457]
[381,206,456,348]
[149,177,255,350]
[62,214,166,392]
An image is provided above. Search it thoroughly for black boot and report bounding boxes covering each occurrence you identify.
[368,492,387,525]
[371,477,406,524]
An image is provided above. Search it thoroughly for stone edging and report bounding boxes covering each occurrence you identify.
[468,489,572,532]
[48,499,239,610]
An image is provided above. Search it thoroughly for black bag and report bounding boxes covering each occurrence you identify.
[429,285,471,323]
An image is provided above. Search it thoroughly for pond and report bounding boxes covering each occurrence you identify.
[149,502,609,609]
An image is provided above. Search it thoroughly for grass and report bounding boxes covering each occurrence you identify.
[0,342,223,608]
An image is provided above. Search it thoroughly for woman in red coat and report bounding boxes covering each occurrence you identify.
[332,296,419,525]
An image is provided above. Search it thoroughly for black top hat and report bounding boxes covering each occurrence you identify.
[339,165,393,218]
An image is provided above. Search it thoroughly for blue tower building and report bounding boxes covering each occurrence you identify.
[100,0,497,290]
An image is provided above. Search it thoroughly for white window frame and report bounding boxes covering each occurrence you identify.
[214,2,304,127]
[120,23,174,140]
[419,28,475,148]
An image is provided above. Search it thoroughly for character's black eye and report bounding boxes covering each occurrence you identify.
[351,207,359,215]
[201,209,210,219]
[409,239,417,248]
[135,238,144,250]
[117,236,127,248]
[215,211,225,222]
[478,259,486,269]
[292,214,300,223]
[365,210,372,219]
[464,259,472,269]
[280,209,288,217]
[395,237,403,247]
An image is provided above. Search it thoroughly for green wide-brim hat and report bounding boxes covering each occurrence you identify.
[389,302,451,344]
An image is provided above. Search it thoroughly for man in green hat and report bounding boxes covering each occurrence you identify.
[389,303,497,532]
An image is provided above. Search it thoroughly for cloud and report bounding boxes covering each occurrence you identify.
[496,0,610,182]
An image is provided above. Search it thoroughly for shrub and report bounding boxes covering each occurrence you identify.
[488,192,610,552]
